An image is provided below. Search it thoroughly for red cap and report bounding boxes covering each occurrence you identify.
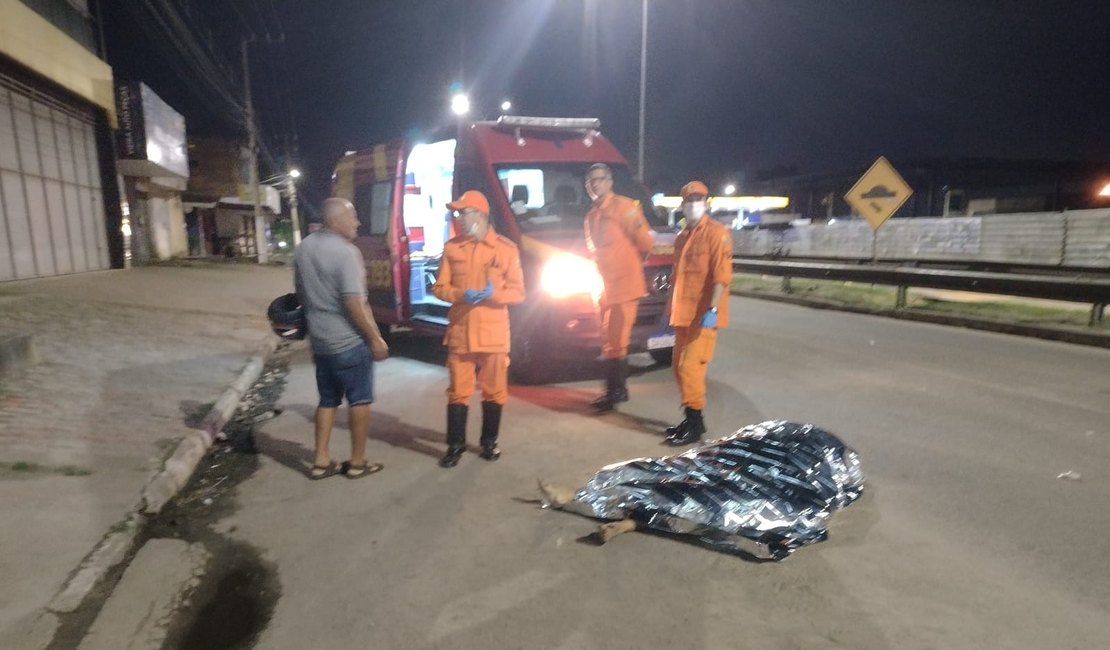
[446,190,489,214]
[680,180,709,200]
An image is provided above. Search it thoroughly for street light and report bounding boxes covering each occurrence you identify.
[724,184,736,195]
[289,168,301,179]
[500,99,512,112]
[1098,182,1110,198]
[451,93,470,116]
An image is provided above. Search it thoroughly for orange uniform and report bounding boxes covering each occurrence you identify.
[585,193,654,358]
[669,216,733,410]
[433,228,525,405]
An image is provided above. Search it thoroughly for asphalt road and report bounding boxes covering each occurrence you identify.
[211,296,1110,649]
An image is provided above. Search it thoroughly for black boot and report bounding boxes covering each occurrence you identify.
[591,358,629,411]
[479,401,502,461]
[613,357,629,400]
[439,403,468,468]
[666,407,706,446]
[663,414,687,440]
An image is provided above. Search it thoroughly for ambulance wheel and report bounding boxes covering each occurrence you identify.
[377,321,393,345]
[649,348,673,366]
[509,334,548,385]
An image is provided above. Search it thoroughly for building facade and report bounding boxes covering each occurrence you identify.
[0,0,123,280]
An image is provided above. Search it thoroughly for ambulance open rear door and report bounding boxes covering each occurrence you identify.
[333,142,410,326]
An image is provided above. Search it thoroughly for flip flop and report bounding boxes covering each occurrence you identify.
[309,462,339,480]
[340,461,384,479]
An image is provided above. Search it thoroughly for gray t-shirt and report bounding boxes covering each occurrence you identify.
[293,229,367,355]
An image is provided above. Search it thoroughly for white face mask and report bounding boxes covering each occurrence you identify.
[683,201,707,222]
[466,220,482,237]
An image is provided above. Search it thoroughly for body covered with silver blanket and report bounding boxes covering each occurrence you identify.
[563,421,864,560]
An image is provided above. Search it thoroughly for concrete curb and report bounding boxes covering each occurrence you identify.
[47,334,279,616]
[141,335,279,515]
[731,289,1110,349]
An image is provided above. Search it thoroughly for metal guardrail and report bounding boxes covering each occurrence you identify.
[733,258,1110,326]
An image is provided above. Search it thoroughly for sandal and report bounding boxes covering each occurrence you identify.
[341,460,384,479]
[309,462,339,480]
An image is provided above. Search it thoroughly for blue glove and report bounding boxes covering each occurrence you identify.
[700,308,718,328]
[463,282,493,304]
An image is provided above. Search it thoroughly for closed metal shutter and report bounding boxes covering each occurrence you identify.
[0,71,108,281]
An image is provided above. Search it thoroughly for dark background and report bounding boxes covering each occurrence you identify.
[102,0,1110,204]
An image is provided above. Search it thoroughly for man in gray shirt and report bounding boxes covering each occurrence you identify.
[294,198,389,479]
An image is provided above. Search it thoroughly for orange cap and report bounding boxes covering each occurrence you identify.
[446,190,490,215]
[681,180,709,200]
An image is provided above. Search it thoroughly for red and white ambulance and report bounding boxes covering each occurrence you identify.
[332,116,675,383]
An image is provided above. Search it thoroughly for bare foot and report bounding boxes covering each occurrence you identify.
[597,519,638,543]
[537,479,576,507]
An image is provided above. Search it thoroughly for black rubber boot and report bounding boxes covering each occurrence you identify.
[613,357,629,398]
[591,358,629,411]
[439,403,468,468]
[664,413,688,440]
[666,407,706,446]
[479,401,502,461]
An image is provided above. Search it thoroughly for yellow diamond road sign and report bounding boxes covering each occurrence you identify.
[845,157,913,230]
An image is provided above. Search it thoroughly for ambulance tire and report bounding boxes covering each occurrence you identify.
[509,332,549,385]
[377,321,393,345]
[649,348,674,366]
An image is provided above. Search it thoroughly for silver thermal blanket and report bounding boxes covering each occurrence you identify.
[558,421,865,560]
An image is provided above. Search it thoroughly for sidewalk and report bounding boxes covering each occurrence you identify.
[0,263,291,645]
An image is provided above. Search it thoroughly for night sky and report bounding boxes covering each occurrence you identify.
[103,0,1110,204]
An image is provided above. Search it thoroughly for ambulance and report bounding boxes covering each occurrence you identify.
[332,116,675,383]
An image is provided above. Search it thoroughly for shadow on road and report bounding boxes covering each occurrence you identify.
[277,404,447,461]
[253,431,313,476]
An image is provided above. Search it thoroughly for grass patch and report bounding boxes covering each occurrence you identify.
[910,298,1094,326]
[0,461,93,478]
[731,273,1105,329]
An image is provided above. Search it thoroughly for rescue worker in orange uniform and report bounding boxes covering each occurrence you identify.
[433,190,526,467]
[665,181,733,446]
[583,163,655,411]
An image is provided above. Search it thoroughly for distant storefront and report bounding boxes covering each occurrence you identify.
[115,81,189,262]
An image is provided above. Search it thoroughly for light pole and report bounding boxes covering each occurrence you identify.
[637,0,648,181]
[288,169,302,246]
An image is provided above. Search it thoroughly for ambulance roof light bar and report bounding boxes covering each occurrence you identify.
[496,116,601,131]
[497,116,601,147]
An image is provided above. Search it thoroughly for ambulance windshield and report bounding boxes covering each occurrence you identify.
[495,164,664,232]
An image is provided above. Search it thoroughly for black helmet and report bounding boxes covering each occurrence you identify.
[267,293,307,340]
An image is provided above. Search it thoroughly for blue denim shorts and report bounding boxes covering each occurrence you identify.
[313,342,374,408]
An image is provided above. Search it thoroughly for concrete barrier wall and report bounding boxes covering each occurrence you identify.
[733,208,1110,268]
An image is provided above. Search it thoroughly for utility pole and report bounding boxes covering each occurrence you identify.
[241,37,267,263]
[637,0,648,182]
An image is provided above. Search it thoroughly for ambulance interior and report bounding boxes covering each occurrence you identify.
[496,166,590,233]
[403,139,456,321]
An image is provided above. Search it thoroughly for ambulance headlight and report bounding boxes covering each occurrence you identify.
[541,254,603,299]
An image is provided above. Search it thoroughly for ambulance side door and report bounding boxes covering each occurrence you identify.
[349,143,409,324]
